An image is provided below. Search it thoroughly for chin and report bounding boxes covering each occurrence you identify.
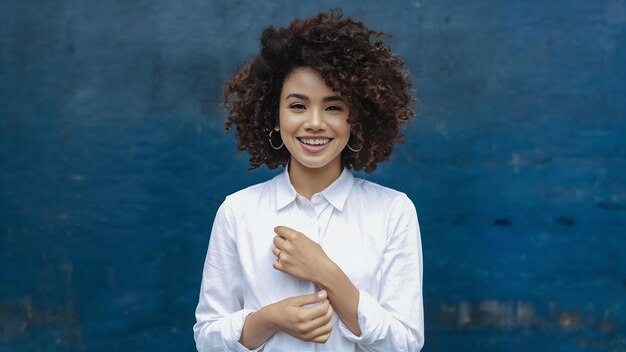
[292,155,340,171]
[297,161,332,170]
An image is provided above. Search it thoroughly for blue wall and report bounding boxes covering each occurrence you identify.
[1,1,625,351]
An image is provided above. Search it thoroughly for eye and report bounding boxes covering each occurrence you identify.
[326,105,343,111]
[290,103,306,110]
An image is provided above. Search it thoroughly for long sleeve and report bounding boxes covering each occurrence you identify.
[337,195,424,351]
[193,199,265,352]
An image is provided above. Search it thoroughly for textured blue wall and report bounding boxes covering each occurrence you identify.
[1,1,625,351]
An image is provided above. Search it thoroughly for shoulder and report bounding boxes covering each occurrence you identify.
[350,177,418,224]
[220,174,279,214]
[351,177,413,207]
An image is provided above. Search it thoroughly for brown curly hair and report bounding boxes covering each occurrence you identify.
[222,9,415,173]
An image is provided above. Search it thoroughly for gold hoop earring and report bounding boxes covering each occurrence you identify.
[347,139,363,152]
[268,129,284,150]
[347,123,364,153]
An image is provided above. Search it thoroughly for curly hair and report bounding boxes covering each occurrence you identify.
[222,9,415,173]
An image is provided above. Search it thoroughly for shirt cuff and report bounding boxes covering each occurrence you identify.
[337,290,390,345]
[221,309,266,352]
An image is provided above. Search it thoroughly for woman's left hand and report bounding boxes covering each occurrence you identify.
[272,226,334,283]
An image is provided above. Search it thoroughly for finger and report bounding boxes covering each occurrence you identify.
[274,225,289,236]
[274,225,299,240]
[307,300,334,327]
[311,332,331,344]
[272,246,281,257]
[273,235,287,249]
[298,298,330,323]
[295,290,327,307]
[272,258,284,272]
[322,300,334,319]
[304,317,334,343]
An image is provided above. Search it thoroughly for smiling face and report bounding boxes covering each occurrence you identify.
[278,67,351,177]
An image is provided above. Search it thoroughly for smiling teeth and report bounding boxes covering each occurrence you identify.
[301,138,330,145]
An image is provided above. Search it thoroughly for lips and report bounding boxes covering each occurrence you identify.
[297,137,333,153]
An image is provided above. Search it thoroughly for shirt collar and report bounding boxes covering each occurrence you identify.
[275,168,298,211]
[319,167,354,211]
[275,166,354,211]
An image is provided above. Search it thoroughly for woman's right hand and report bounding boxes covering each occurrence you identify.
[266,290,334,343]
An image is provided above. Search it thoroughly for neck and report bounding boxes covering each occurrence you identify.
[288,158,342,200]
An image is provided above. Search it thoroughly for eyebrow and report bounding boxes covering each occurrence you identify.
[285,93,344,103]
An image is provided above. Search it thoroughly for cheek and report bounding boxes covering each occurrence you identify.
[335,120,351,139]
[278,110,295,133]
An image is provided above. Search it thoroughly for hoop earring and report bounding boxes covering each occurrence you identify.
[347,142,363,153]
[347,136,363,152]
[347,123,364,153]
[268,129,284,150]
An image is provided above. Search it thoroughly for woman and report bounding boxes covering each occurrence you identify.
[194,10,424,352]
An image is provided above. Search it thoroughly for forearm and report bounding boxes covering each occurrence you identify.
[238,307,276,350]
[316,262,362,336]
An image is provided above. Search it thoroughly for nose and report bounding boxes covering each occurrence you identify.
[305,107,325,131]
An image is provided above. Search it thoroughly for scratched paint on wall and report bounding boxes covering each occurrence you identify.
[1,0,625,351]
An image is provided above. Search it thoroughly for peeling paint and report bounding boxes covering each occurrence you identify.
[438,300,539,329]
[0,261,84,349]
[559,312,581,330]
[515,301,536,328]
[600,319,616,333]
[437,300,621,335]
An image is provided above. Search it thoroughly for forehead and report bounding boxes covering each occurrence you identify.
[281,67,338,97]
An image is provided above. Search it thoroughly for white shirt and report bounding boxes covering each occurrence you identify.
[194,167,424,351]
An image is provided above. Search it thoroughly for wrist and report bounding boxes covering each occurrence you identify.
[315,260,342,290]
[257,303,278,333]
[239,306,277,349]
